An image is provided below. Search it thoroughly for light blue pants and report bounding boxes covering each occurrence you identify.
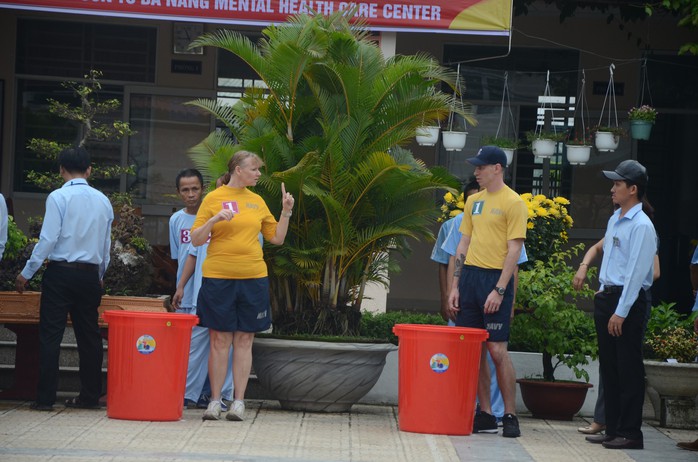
[449,320,504,419]
[177,307,233,401]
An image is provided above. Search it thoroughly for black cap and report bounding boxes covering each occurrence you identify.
[466,146,507,168]
[602,160,648,186]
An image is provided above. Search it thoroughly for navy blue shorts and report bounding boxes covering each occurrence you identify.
[455,265,514,342]
[196,277,271,333]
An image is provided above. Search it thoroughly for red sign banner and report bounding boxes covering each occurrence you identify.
[0,0,512,35]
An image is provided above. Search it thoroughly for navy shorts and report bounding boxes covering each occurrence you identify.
[455,265,514,342]
[196,277,271,333]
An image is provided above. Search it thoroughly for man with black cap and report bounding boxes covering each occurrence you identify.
[585,159,656,450]
[447,146,528,438]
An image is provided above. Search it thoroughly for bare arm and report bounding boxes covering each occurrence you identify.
[172,254,196,310]
[653,254,660,282]
[267,182,295,245]
[483,238,523,314]
[191,210,231,246]
[447,234,471,313]
[573,238,604,291]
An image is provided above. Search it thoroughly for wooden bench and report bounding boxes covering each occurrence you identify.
[0,291,170,400]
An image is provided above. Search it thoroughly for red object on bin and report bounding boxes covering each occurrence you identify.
[393,324,488,435]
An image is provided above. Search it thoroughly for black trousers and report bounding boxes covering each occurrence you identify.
[37,264,103,405]
[593,289,647,441]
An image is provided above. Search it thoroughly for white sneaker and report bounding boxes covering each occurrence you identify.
[202,400,222,420]
[226,399,245,421]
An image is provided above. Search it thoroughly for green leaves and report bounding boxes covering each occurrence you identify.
[511,244,598,382]
[188,12,463,335]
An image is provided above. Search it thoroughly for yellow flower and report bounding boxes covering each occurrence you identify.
[533,194,546,202]
[444,192,454,203]
[535,207,548,217]
[527,208,535,218]
[527,221,534,229]
[441,205,448,212]
[521,193,533,200]
[450,209,463,217]
[548,208,560,218]
[553,196,570,205]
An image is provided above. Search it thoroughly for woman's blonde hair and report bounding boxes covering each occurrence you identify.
[228,150,264,174]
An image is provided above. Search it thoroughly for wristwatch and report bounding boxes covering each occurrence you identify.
[495,286,506,296]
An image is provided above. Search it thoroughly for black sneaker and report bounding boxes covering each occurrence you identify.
[502,413,521,438]
[473,411,498,433]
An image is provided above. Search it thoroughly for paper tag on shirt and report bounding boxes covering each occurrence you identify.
[222,201,239,214]
[180,228,191,244]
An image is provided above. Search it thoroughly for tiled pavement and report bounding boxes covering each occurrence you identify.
[0,399,696,462]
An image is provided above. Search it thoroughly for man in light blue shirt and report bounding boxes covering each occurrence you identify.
[16,147,113,411]
[586,160,656,450]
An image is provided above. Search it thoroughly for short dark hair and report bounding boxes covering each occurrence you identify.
[175,168,203,190]
[58,147,91,173]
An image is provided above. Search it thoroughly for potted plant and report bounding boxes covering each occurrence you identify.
[564,128,592,165]
[592,125,626,152]
[511,244,598,420]
[525,130,567,158]
[187,12,467,412]
[628,105,658,140]
[481,135,521,165]
[643,306,698,428]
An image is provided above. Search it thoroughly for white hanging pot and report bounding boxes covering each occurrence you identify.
[532,139,556,157]
[442,131,467,151]
[594,131,619,152]
[566,145,591,165]
[501,148,515,166]
[416,126,440,146]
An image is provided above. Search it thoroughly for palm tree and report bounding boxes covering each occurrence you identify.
[187,12,473,335]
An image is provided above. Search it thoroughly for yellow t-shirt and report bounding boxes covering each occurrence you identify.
[192,186,278,279]
[459,186,527,269]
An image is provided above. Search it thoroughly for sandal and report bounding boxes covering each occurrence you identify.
[65,397,101,409]
[577,423,606,434]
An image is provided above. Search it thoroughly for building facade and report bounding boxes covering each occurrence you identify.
[1,2,697,312]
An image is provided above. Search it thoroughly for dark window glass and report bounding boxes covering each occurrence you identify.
[16,19,156,82]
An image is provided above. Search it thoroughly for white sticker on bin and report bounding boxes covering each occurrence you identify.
[430,353,449,373]
[136,335,156,355]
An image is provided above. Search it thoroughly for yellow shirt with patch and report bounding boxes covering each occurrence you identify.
[458,186,527,269]
[192,186,277,279]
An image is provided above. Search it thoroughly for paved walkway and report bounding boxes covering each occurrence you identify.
[0,399,696,462]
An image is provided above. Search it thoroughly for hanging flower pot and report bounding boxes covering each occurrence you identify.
[630,120,653,140]
[442,131,467,151]
[594,131,619,152]
[416,126,440,146]
[501,148,515,166]
[565,145,591,165]
[532,139,556,157]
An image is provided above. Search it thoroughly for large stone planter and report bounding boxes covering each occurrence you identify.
[644,360,698,428]
[252,337,397,412]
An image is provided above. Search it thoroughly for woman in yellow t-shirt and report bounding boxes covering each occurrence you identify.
[191,150,294,422]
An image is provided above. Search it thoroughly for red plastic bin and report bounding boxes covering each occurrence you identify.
[393,324,488,435]
[103,310,198,421]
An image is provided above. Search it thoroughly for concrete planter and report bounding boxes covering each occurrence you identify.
[644,360,698,428]
[252,337,397,412]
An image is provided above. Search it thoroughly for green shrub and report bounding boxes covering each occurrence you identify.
[360,310,446,344]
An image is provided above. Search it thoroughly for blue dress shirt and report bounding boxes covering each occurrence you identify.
[21,178,113,280]
[431,215,460,265]
[599,203,657,318]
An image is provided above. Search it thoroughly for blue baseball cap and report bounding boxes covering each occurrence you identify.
[466,146,507,168]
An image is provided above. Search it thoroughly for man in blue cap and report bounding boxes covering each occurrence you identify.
[447,146,528,438]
